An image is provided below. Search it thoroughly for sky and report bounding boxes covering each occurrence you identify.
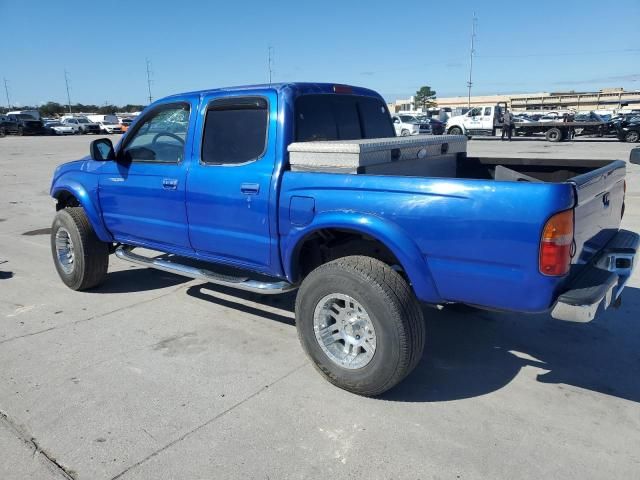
[1,0,639,107]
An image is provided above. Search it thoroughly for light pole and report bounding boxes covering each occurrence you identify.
[3,78,11,109]
[467,13,477,109]
[64,70,73,114]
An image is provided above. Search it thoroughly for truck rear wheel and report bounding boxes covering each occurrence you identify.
[295,256,425,396]
[545,127,563,142]
[51,207,109,290]
[448,126,463,135]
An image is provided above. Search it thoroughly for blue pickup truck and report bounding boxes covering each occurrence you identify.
[49,83,638,396]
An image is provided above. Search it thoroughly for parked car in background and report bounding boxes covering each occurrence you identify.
[87,115,123,133]
[0,113,46,135]
[416,116,445,135]
[45,121,76,135]
[7,109,41,121]
[118,117,133,132]
[615,115,640,142]
[60,116,101,134]
[538,113,562,122]
[392,114,434,136]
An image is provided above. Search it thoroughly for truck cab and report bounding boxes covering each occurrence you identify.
[446,104,504,136]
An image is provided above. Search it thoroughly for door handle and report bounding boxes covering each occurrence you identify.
[162,178,178,190]
[240,183,260,195]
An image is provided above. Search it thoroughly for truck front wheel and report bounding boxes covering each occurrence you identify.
[295,256,425,396]
[448,126,463,135]
[51,207,109,290]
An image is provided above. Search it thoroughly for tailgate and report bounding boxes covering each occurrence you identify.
[571,160,626,265]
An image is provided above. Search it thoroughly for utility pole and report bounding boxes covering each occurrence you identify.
[267,46,274,85]
[64,70,73,114]
[3,78,11,109]
[146,58,153,104]
[467,13,477,109]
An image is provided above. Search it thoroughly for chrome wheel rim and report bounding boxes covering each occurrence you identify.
[313,293,376,369]
[55,227,75,274]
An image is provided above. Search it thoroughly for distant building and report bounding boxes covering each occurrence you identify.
[388,88,640,113]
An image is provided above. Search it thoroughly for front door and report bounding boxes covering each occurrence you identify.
[465,107,483,132]
[185,91,277,271]
[98,100,196,251]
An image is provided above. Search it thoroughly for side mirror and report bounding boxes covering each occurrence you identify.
[90,138,115,161]
[630,147,640,165]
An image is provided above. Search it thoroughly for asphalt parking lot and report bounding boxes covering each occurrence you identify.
[1,135,639,479]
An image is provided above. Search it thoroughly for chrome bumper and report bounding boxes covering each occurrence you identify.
[551,230,639,322]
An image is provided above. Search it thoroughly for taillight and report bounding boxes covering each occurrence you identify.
[539,209,574,276]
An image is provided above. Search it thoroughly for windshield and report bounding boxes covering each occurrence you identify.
[16,114,35,120]
[295,94,394,141]
[77,118,89,124]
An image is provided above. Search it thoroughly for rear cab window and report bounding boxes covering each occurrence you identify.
[295,94,394,142]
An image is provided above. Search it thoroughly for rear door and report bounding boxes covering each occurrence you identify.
[98,99,197,251]
[480,106,495,131]
[185,91,278,270]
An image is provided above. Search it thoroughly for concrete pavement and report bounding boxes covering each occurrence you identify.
[1,135,639,479]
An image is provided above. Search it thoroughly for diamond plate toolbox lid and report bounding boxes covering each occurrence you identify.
[288,135,467,172]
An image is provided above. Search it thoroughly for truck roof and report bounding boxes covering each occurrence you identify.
[162,82,383,101]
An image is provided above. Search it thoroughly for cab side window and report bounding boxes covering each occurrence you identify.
[123,104,190,163]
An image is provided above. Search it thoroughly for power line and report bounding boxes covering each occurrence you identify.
[3,78,11,109]
[467,12,477,109]
[64,70,72,114]
[146,58,153,104]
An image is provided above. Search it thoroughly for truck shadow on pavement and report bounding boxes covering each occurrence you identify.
[94,267,189,293]
[188,283,640,404]
[385,287,640,403]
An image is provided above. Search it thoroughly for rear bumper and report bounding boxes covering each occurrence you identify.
[551,229,639,322]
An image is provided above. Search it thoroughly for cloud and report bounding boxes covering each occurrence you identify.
[555,73,640,85]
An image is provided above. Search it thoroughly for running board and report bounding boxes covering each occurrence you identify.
[115,246,297,295]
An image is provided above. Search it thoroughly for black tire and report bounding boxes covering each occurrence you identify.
[545,127,563,142]
[625,131,640,143]
[17,127,24,136]
[448,126,463,135]
[400,129,410,136]
[0,128,5,138]
[51,207,109,290]
[295,256,425,396]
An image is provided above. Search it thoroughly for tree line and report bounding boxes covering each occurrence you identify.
[0,101,146,116]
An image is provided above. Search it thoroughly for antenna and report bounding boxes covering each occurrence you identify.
[146,58,153,104]
[3,78,11,109]
[467,13,477,109]
[64,69,73,114]
[267,46,274,85]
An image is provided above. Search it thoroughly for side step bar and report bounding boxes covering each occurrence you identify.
[115,246,297,295]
